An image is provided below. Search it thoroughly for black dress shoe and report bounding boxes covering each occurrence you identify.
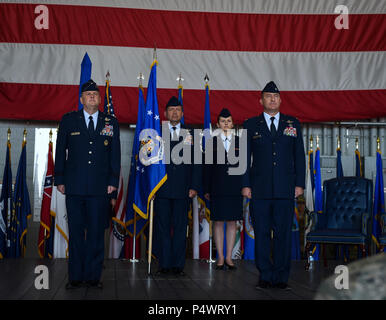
[172,268,186,276]
[65,281,83,290]
[224,261,237,270]
[86,280,103,289]
[273,282,291,290]
[255,280,272,289]
[215,264,225,270]
[155,268,170,276]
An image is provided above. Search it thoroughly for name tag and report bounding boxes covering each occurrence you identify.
[70,132,80,136]
[253,135,261,139]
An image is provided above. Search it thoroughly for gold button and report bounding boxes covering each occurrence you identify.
[88,161,91,164]
[273,152,276,156]
[89,141,93,144]
[89,151,92,154]
[273,162,276,166]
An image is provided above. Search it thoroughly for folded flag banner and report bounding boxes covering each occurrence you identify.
[37,137,54,258]
[243,198,255,260]
[51,186,68,258]
[11,136,31,257]
[124,84,147,260]
[372,145,385,252]
[0,135,13,259]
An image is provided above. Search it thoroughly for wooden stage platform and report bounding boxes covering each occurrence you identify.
[0,258,340,300]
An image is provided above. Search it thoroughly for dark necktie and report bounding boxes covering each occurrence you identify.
[172,126,177,140]
[88,115,95,135]
[270,117,276,137]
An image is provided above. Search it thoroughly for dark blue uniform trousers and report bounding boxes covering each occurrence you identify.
[154,198,189,270]
[250,198,293,284]
[66,195,108,282]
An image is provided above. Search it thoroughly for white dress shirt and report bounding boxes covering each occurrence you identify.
[221,132,232,152]
[84,109,98,130]
[168,122,181,138]
[263,112,280,132]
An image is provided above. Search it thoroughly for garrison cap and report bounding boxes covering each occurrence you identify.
[81,79,99,93]
[261,81,280,94]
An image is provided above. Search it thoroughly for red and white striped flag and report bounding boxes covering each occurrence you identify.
[0,0,385,124]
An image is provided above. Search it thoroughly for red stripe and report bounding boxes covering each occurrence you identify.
[1,82,385,124]
[1,3,385,52]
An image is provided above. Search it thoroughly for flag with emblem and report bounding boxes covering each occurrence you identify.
[133,59,167,219]
[78,52,92,110]
[0,137,13,259]
[372,145,384,252]
[11,137,31,257]
[124,84,147,259]
[37,138,54,258]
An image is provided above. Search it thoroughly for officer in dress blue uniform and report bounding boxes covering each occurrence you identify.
[154,96,201,276]
[54,80,121,289]
[241,81,305,290]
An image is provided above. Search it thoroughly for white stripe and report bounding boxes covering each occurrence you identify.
[1,43,385,91]
[3,0,385,14]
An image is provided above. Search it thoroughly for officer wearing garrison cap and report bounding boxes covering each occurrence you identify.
[154,96,201,276]
[54,79,121,289]
[242,81,305,290]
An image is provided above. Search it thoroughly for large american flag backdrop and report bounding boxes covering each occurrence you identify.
[0,0,385,124]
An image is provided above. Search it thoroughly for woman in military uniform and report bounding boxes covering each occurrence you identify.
[204,108,243,270]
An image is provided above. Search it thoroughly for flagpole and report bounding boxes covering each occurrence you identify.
[130,211,139,263]
[206,220,216,263]
[147,198,154,275]
[130,72,144,264]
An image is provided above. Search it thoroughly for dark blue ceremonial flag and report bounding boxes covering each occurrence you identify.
[309,150,315,191]
[178,85,185,125]
[312,148,323,260]
[78,52,92,110]
[355,149,362,177]
[133,60,167,219]
[12,141,31,257]
[126,85,147,238]
[104,78,115,116]
[200,83,211,214]
[372,150,385,251]
[0,141,13,259]
[314,148,323,213]
[291,201,301,260]
[336,148,344,178]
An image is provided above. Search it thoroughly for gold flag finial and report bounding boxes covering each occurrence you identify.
[7,128,11,142]
[204,73,209,83]
[309,135,313,149]
[49,129,53,143]
[153,45,157,61]
[377,137,380,151]
[137,72,144,87]
[23,129,27,142]
[355,137,359,150]
[337,136,341,150]
[177,73,184,86]
[316,135,320,149]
